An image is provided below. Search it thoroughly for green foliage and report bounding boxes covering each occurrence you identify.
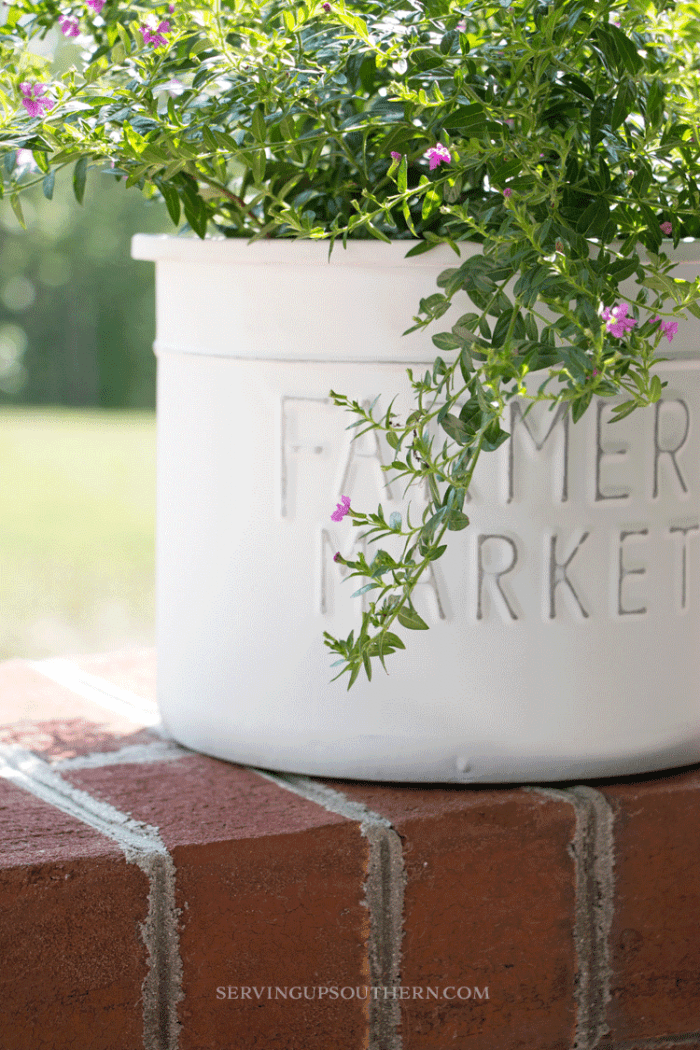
[1,0,700,684]
[0,165,170,406]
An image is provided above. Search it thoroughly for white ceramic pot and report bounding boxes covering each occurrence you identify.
[132,234,700,782]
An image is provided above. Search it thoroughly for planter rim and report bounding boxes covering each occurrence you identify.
[132,234,465,268]
[132,232,700,267]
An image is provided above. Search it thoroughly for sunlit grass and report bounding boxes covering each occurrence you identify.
[0,407,155,660]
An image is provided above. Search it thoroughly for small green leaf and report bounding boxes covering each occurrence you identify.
[73,156,88,204]
[397,154,407,194]
[251,106,266,143]
[422,183,440,221]
[608,400,639,422]
[396,604,429,630]
[116,22,132,54]
[426,544,447,560]
[42,171,55,201]
[10,193,26,229]
[446,509,470,531]
[182,191,208,239]
[571,390,593,424]
[351,583,382,597]
[576,198,610,236]
[432,331,462,351]
[158,180,181,226]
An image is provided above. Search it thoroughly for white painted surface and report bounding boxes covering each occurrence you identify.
[132,235,700,781]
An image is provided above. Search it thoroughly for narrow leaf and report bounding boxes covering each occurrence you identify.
[73,156,88,204]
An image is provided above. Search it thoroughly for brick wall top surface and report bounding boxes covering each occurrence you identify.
[66,756,352,847]
[0,648,698,1050]
[0,658,148,734]
[0,776,123,867]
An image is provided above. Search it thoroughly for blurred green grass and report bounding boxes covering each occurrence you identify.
[0,406,155,660]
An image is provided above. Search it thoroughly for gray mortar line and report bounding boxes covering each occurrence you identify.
[530,786,615,1050]
[55,740,191,770]
[0,743,183,1050]
[253,769,406,1050]
[27,657,162,729]
[595,1034,700,1050]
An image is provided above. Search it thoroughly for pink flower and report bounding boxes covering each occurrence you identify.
[86,0,105,11]
[322,2,331,9]
[652,316,679,343]
[168,3,175,9]
[19,83,54,118]
[424,144,451,170]
[58,15,79,36]
[390,151,402,163]
[660,221,673,236]
[602,303,637,338]
[333,551,342,563]
[503,187,512,198]
[330,495,351,522]
[141,17,170,47]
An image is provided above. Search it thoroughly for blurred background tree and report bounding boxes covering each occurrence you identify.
[0,162,170,409]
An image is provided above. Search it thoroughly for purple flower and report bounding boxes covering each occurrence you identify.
[333,551,342,563]
[390,151,402,163]
[602,303,637,338]
[168,3,175,9]
[322,2,331,9]
[19,83,54,118]
[424,144,451,171]
[660,221,673,236]
[58,15,79,36]
[141,17,170,47]
[86,0,105,11]
[503,187,512,198]
[330,495,351,522]
[652,316,679,343]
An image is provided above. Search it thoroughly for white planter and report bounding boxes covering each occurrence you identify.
[132,234,700,782]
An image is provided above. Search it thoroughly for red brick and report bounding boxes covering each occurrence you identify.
[0,778,149,1050]
[0,659,156,760]
[65,757,371,1050]
[597,766,700,1042]
[331,782,577,1050]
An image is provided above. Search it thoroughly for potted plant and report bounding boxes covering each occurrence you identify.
[2,0,700,781]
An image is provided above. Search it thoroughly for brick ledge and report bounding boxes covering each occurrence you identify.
[0,651,699,1050]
